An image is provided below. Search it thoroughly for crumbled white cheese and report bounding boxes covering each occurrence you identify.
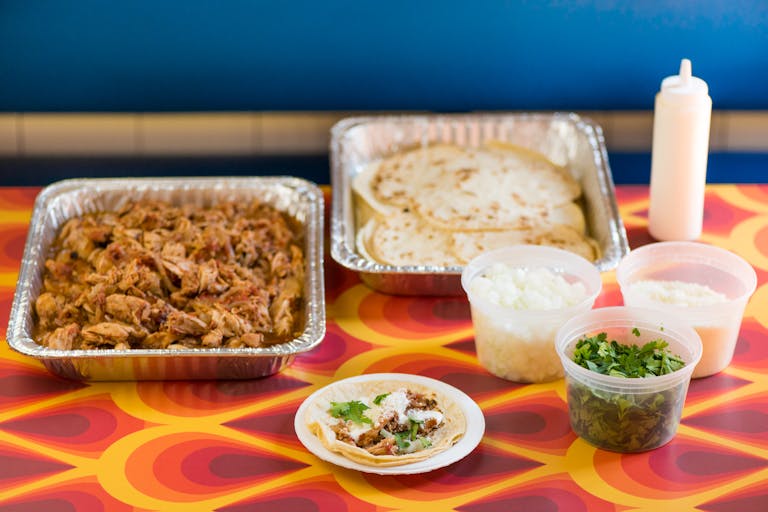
[375,389,411,426]
[468,264,590,383]
[344,389,418,442]
[407,409,444,425]
[470,264,588,310]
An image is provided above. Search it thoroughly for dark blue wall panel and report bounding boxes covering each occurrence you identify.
[1,1,766,112]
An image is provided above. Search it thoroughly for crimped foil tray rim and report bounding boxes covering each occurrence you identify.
[6,176,326,361]
[330,112,629,276]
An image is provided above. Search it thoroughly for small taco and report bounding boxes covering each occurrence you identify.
[305,379,466,467]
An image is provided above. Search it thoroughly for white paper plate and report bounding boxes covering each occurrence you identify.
[294,373,485,475]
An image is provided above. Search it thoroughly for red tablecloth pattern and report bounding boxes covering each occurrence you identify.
[1,185,767,511]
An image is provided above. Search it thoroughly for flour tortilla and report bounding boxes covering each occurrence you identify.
[450,229,540,264]
[542,201,586,233]
[416,197,586,234]
[484,140,567,168]
[368,210,459,267]
[371,144,465,208]
[451,224,599,263]
[534,224,601,261]
[352,142,598,265]
[362,211,594,266]
[305,379,466,467]
[355,219,378,262]
[352,161,400,224]
[413,162,581,231]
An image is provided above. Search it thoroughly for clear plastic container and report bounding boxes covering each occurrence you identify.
[555,306,702,453]
[461,245,602,383]
[616,241,756,378]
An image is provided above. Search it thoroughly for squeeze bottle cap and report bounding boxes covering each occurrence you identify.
[659,59,709,104]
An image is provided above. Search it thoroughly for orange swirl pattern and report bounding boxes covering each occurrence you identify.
[1,185,767,510]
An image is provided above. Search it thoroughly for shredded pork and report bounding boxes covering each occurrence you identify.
[34,200,304,350]
[334,390,443,456]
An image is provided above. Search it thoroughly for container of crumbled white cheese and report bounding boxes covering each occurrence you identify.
[461,245,602,383]
[616,242,757,378]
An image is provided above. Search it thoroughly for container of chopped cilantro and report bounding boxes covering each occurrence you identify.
[555,306,702,453]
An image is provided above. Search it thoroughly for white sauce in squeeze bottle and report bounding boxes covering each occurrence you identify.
[648,58,712,241]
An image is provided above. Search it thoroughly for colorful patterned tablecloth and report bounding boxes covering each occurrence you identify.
[1,185,767,511]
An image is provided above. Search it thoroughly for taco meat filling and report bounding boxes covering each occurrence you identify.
[34,199,304,350]
[328,388,444,456]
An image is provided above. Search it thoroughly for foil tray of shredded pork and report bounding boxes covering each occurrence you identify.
[6,177,325,381]
[331,113,629,295]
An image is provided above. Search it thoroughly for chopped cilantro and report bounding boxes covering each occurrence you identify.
[572,332,685,378]
[373,393,390,405]
[409,419,423,440]
[568,331,688,452]
[328,400,372,425]
[393,430,431,453]
[393,432,411,450]
[632,327,641,337]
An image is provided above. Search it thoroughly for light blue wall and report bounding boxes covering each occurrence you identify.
[1,1,766,112]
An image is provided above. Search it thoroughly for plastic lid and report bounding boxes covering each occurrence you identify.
[660,58,709,101]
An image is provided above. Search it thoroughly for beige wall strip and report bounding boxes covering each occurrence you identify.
[0,111,766,157]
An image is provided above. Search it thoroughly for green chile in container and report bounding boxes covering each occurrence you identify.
[555,306,702,453]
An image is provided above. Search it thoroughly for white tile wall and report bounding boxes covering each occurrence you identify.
[0,111,765,156]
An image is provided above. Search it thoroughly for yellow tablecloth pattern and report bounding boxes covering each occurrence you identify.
[0,185,766,511]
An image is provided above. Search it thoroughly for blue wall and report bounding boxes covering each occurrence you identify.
[1,1,767,112]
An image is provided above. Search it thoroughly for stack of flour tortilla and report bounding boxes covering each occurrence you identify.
[352,141,600,266]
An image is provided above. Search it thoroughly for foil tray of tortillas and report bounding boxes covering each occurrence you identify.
[330,113,629,296]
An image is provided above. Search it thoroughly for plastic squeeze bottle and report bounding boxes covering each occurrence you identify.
[648,58,712,241]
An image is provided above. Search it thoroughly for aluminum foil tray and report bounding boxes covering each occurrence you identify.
[330,113,629,295]
[6,177,325,381]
